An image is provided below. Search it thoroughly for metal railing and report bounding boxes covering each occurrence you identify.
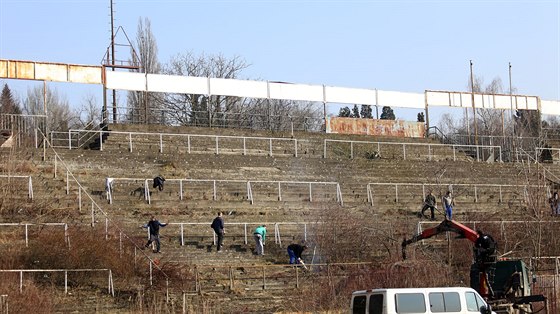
[155,222,313,247]
[0,223,68,247]
[0,295,6,314]
[366,182,533,206]
[323,139,502,162]
[51,129,300,156]
[0,175,33,200]
[106,177,343,206]
[0,269,114,296]
[40,129,171,291]
[109,106,324,133]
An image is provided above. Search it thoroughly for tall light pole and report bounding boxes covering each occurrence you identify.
[509,62,514,135]
[470,60,478,145]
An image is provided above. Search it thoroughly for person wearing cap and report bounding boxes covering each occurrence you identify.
[253,225,267,255]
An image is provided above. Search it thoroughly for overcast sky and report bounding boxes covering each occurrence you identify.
[0,0,558,122]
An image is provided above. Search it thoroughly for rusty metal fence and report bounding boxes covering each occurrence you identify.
[0,114,46,148]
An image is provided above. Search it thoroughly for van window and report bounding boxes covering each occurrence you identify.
[395,293,426,313]
[429,292,461,312]
[465,292,485,312]
[369,294,383,314]
[352,295,367,314]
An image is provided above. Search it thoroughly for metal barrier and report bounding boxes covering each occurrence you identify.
[0,295,6,314]
[0,223,68,247]
[51,129,299,157]
[159,222,313,247]
[366,182,533,206]
[0,175,33,200]
[324,139,502,162]
[0,269,114,296]
[106,177,343,206]
[41,129,171,291]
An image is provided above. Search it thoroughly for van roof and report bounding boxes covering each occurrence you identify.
[352,287,477,295]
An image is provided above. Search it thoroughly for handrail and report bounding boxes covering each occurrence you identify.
[0,175,33,199]
[0,223,68,247]
[37,128,171,288]
[0,268,114,296]
[106,177,342,206]
[323,138,502,162]
[56,129,299,156]
[164,221,315,247]
[366,182,534,205]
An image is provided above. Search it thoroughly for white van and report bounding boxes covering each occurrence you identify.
[350,287,495,314]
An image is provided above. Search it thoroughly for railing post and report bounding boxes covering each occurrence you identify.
[68,130,72,149]
[149,261,153,286]
[129,133,132,152]
[215,136,219,155]
[453,145,456,161]
[350,142,354,159]
[278,182,282,201]
[213,180,217,200]
[428,145,432,161]
[294,139,298,157]
[91,202,95,226]
[403,144,406,160]
[64,271,68,294]
[187,135,191,153]
[395,185,399,203]
[78,187,82,211]
[179,180,183,200]
[309,183,312,202]
[243,138,246,155]
[269,138,273,156]
[244,223,248,244]
[474,186,478,202]
[180,224,184,246]
[28,176,33,200]
[19,271,23,293]
[66,171,69,195]
[304,223,307,242]
[159,134,163,153]
[323,139,327,158]
[25,224,29,247]
[99,130,103,151]
[105,218,109,240]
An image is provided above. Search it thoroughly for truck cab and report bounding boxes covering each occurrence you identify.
[350,287,495,314]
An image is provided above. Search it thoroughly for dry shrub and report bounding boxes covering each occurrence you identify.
[0,279,53,313]
[21,226,137,279]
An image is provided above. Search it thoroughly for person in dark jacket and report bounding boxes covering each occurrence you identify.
[287,243,307,264]
[210,212,225,252]
[153,176,165,191]
[142,216,168,253]
[421,191,437,220]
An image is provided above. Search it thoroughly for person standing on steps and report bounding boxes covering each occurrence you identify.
[142,216,168,253]
[253,225,267,256]
[210,212,225,252]
[442,191,455,220]
[421,191,437,220]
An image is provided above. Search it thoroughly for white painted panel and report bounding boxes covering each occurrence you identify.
[35,63,67,82]
[210,78,268,98]
[542,100,560,115]
[427,91,452,107]
[494,95,513,109]
[147,74,208,94]
[324,86,376,105]
[377,90,424,109]
[106,71,146,91]
[268,82,324,102]
[68,65,102,84]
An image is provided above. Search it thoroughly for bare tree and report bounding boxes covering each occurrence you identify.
[163,52,251,126]
[127,17,162,123]
[76,93,102,129]
[23,86,78,132]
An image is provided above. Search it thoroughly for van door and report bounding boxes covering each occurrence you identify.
[395,293,427,313]
[352,295,367,314]
[368,294,383,314]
